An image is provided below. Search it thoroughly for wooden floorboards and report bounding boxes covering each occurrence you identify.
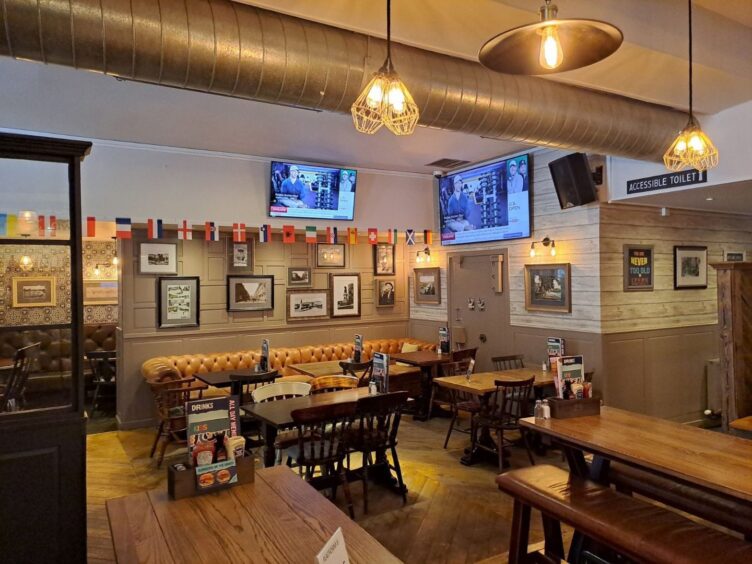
[86,415,568,563]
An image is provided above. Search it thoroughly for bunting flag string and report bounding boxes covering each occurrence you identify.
[282,225,295,244]
[367,228,378,245]
[259,224,271,243]
[424,229,433,245]
[177,220,193,240]
[232,223,247,243]
[406,229,416,245]
[326,226,338,244]
[348,228,358,245]
[387,229,397,245]
[147,218,164,239]
[115,218,132,239]
[305,226,317,244]
[86,216,96,238]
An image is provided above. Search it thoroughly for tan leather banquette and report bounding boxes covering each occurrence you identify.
[141,338,436,384]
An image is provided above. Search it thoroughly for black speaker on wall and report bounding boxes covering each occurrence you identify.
[548,153,598,209]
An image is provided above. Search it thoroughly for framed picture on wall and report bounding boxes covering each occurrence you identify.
[227,275,274,312]
[83,279,118,305]
[330,273,361,318]
[287,267,312,287]
[316,243,346,268]
[524,263,571,313]
[286,288,330,321]
[140,242,178,275]
[623,244,654,292]
[373,243,395,276]
[674,246,708,289]
[414,267,441,305]
[226,239,254,274]
[158,276,200,328]
[724,250,747,262]
[376,279,396,308]
[12,276,56,308]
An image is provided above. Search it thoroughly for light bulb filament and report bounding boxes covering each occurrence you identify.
[539,25,563,69]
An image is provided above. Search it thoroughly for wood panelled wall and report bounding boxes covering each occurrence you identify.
[117,231,410,427]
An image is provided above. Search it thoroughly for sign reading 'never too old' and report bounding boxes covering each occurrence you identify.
[626,169,707,195]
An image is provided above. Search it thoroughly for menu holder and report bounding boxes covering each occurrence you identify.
[548,397,601,419]
[168,456,255,500]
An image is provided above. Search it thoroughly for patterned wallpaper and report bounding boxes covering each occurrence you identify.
[0,240,118,327]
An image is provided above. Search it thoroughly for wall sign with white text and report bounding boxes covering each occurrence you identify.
[626,170,707,195]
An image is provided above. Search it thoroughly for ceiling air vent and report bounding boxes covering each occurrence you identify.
[425,158,471,170]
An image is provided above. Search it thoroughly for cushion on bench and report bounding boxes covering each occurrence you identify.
[496,464,752,564]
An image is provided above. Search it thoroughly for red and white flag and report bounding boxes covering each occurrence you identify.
[48,215,57,238]
[38,215,46,238]
[177,220,193,240]
[233,223,247,243]
[368,228,378,245]
[86,216,96,238]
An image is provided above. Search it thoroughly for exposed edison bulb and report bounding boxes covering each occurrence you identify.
[550,242,557,257]
[387,84,406,114]
[539,26,563,70]
[529,244,536,258]
[112,256,120,266]
[425,253,432,263]
[674,139,688,155]
[688,134,706,154]
[19,255,33,270]
[93,265,101,277]
[366,80,385,108]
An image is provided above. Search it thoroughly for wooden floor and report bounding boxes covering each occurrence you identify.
[87,415,568,563]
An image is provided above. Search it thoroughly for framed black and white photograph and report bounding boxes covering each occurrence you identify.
[12,276,56,308]
[140,242,178,275]
[286,288,330,321]
[227,275,274,312]
[376,279,396,308]
[414,267,441,305]
[373,243,395,276]
[227,240,254,274]
[330,273,361,318]
[316,243,346,268]
[724,250,747,262]
[158,276,200,328]
[674,246,708,289]
[524,263,571,313]
[287,267,312,287]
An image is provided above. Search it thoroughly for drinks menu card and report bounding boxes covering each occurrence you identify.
[186,396,240,491]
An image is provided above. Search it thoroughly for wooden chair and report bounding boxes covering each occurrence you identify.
[452,347,478,362]
[432,359,480,448]
[349,391,409,513]
[310,375,359,394]
[148,377,207,467]
[251,381,311,464]
[230,370,279,446]
[0,342,40,412]
[471,376,535,472]
[427,352,477,419]
[339,360,373,387]
[492,354,525,371]
[289,401,358,518]
[86,350,117,416]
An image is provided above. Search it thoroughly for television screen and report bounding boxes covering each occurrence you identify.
[269,161,357,220]
[439,153,531,246]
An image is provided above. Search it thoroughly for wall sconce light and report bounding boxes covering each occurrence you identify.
[19,255,33,271]
[112,256,120,266]
[529,237,556,257]
[416,247,432,264]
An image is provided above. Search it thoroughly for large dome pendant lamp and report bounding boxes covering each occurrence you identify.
[351,0,420,136]
[663,0,718,173]
[478,0,623,75]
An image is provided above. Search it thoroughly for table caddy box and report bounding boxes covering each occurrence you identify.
[168,455,255,500]
[548,397,601,419]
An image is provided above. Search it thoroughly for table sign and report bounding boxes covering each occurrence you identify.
[547,337,565,369]
[439,327,450,354]
[372,353,389,393]
[623,245,654,291]
[626,169,707,195]
[261,339,270,371]
[555,356,586,399]
[354,334,363,362]
[316,527,350,564]
[186,396,240,491]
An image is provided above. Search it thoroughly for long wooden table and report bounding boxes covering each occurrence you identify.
[434,368,556,395]
[521,406,752,505]
[106,465,400,563]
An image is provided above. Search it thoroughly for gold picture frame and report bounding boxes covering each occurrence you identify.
[83,279,119,305]
[12,276,57,308]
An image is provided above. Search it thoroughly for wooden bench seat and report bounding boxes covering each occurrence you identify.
[496,464,752,564]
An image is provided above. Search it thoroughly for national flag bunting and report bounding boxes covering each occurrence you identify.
[387,229,397,245]
[348,228,358,245]
[233,223,247,243]
[326,226,338,244]
[259,224,271,243]
[38,215,46,238]
[282,225,295,244]
[406,229,416,245]
[305,226,317,244]
[49,215,57,238]
[177,220,193,240]
[205,222,220,241]
[147,219,163,239]
[424,229,433,245]
[0,213,7,237]
[115,218,132,239]
[368,228,378,245]
[86,216,96,238]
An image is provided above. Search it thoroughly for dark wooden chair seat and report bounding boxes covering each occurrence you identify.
[492,354,524,371]
[496,464,752,564]
[339,360,373,387]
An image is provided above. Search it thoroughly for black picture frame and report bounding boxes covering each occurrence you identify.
[316,243,346,268]
[623,244,654,292]
[157,276,200,328]
[524,263,571,313]
[226,275,274,312]
[226,239,254,274]
[376,279,396,307]
[674,246,708,289]
[330,273,361,318]
[287,267,312,287]
[373,243,396,276]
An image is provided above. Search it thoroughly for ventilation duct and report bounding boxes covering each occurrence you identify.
[0,0,686,161]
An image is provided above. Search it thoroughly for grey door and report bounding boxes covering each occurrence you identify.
[449,251,510,372]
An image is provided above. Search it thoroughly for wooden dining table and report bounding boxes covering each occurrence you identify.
[288,359,346,377]
[389,350,452,420]
[106,465,400,563]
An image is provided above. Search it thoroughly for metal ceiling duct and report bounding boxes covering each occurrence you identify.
[0,0,686,160]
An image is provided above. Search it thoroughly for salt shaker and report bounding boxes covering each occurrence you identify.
[368,380,378,395]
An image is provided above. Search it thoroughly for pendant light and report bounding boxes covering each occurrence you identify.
[478,0,623,75]
[351,0,419,136]
[663,0,718,173]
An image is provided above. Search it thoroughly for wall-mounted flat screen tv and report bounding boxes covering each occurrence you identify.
[439,153,531,246]
[269,160,357,220]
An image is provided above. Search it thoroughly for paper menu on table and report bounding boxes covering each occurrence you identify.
[372,352,389,393]
[316,527,350,564]
[186,395,240,491]
[354,334,363,362]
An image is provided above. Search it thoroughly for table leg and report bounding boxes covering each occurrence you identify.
[412,366,433,421]
[261,422,277,468]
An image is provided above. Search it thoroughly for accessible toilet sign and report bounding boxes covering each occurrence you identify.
[626,169,707,195]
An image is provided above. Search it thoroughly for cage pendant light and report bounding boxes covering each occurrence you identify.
[351,0,419,136]
[663,0,718,172]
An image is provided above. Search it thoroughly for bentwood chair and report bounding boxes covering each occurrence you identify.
[348,391,409,513]
[434,359,480,448]
[252,381,311,465]
[230,370,279,446]
[492,354,525,371]
[0,342,40,413]
[339,360,373,387]
[289,401,358,518]
[87,350,117,416]
[471,376,535,472]
[311,375,359,394]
